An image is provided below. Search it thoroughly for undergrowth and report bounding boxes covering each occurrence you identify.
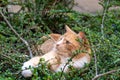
[0,0,120,80]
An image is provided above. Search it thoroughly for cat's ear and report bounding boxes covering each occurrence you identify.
[78,32,86,40]
[50,33,61,41]
[65,25,76,34]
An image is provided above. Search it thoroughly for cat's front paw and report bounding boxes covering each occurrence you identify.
[21,62,34,77]
[22,62,33,70]
[22,69,32,78]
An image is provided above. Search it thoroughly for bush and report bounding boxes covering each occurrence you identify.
[0,0,120,80]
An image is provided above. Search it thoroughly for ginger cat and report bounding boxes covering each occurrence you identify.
[21,25,91,77]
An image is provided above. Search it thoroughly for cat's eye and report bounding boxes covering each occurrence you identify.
[66,40,70,44]
[59,37,63,40]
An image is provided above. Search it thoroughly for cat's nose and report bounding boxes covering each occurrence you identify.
[56,44,59,46]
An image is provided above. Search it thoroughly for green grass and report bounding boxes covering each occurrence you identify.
[0,0,120,80]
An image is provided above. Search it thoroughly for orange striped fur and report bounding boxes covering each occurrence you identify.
[21,25,91,77]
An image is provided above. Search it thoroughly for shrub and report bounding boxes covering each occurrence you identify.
[0,0,120,80]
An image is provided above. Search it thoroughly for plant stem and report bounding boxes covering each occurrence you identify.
[0,11,33,58]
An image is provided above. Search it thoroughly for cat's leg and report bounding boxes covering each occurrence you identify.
[53,53,90,73]
[21,56,41,77]
[72,53,91,68]
[21,51,57,77]
[54,57,70,72]
[55,63,70,72]
[55,54,90,73]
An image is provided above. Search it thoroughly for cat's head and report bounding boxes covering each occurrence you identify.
[50,25,89,57]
